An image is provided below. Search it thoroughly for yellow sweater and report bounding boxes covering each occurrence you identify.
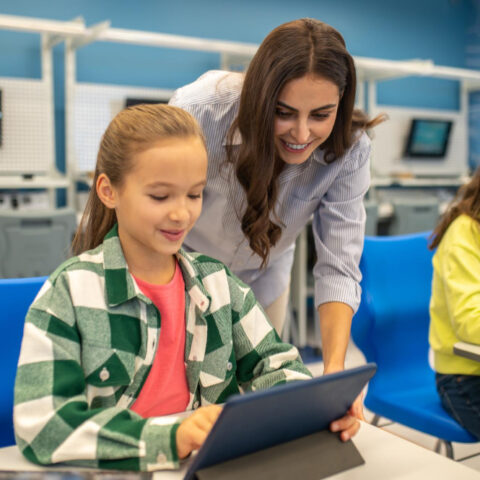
[429,214,480,375]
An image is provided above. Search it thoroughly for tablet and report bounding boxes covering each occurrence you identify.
[184,362,377,480]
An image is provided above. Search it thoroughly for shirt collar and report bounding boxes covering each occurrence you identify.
[102,224,138,307]
[311,147,328,165]
[102,224,211,312]
[176,249,212,314]
[222,127,242,146]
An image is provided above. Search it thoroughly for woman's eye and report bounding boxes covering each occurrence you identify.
[312,112,330,120]
[275,109,292,118]
[188,194,202,200]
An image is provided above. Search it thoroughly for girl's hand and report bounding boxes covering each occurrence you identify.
[176,405,223,459]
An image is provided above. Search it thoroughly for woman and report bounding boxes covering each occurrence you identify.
[169,18,384,412]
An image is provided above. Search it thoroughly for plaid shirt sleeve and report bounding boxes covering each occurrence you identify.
[225,270,312,390]
[14,272,182,472]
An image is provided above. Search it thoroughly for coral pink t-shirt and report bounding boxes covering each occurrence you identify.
[130,262,190,417]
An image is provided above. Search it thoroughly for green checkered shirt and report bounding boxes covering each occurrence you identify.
[14,225,311,471]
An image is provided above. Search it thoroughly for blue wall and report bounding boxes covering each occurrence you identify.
[0,0,475,176]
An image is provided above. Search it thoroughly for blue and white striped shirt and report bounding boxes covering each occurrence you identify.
[170,70,370,312]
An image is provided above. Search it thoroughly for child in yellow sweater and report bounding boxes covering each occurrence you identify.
[429,169,480,440]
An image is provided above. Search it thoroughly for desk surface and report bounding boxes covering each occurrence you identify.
[0,422,478,479]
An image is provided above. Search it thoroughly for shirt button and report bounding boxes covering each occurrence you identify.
[227,362,233,371]
[99,367,110,382]
[193,401,199,409]
[156,453,167,464]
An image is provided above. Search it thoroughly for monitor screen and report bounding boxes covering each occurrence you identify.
[404,118,453,158]
[125,97,168,107]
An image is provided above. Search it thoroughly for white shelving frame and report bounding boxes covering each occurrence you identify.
[5,13,480,345]
[62,18,260,204]
[0,14,89,207]
[358,57,480,188]
[59,15,480,348]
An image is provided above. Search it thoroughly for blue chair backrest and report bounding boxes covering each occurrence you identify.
[0,276,47,447]
[352,232,435,391]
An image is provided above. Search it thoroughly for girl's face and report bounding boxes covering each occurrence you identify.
[274,74,340,165]
[99,136,207,271]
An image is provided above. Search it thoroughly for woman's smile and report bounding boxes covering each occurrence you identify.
[280,139,313,152]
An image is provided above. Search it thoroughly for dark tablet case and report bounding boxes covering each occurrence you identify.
[184,362,377,480]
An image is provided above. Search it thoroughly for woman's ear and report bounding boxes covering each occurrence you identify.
[97,173,117,209]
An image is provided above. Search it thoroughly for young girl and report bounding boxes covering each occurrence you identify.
[429,168,480,440]
[13,104,313,471]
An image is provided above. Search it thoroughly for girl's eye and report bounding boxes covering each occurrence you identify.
[188,194,202,200]
[149,195,167,201]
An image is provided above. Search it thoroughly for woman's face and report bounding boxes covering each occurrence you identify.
[274,74,340,165]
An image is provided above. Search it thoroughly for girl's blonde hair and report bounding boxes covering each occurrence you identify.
[72,104,206,255]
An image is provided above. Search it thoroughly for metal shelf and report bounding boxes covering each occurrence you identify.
[0,175,70,189]
[371,176,469,188]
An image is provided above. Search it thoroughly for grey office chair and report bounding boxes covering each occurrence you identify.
[389,197,439,235]
[0,208,77,278]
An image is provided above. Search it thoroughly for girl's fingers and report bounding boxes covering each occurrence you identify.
[176,405,224,458]
[186,425,209,451]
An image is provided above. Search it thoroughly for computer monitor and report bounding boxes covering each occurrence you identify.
[125,97,168,107]
[404,118,453,158]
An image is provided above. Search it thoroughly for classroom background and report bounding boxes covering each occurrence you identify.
[1,0,480,474]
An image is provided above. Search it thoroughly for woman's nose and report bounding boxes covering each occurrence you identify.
[291,118,310,144]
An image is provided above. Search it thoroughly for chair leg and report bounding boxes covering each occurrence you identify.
[371,414,381,426]
[435,439,454,459]
[445,441,454,459]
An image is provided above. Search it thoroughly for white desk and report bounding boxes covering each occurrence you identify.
[454,341,480,363]
[0,422,478,479]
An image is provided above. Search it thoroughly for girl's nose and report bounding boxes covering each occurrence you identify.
[169,205,189,223]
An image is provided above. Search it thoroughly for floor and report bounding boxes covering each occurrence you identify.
[300,339,480,473]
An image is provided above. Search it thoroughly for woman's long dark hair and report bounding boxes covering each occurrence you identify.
[429,169,480,250]
[226,18,385,267]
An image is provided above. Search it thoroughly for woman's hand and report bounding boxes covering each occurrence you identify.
[349,392,365,421]
[329,392,364,441]
[176,405,223,459]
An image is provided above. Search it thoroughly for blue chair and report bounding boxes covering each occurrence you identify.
[0,276,47,447]
[351,232,477,458]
